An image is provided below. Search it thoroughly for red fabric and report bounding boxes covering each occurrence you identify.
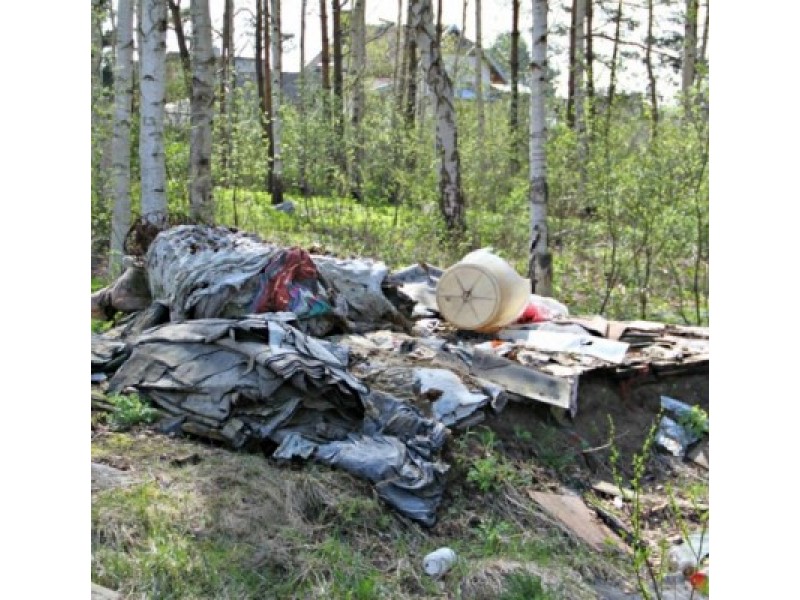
[252,248,320,313]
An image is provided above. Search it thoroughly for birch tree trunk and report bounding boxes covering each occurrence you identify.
[528,0,552,296]
[682,0,698,104]
[350,0,366,201]
[110,0,135,277]
[189,0,215,222]
[410,0,466,233]
[140,0,168,228]
[269,0,284,204]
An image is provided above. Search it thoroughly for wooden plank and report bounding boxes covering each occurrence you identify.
[470,349,578,414]
[92,583,121,599]
[528,490,626,552]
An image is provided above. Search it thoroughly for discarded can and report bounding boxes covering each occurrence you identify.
[423,547,457,577]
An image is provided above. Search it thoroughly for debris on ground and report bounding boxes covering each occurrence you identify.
[91,224,709,540]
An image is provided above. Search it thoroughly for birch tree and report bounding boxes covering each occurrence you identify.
[410,0,466,233]
[109,0,135,277]
[189,0,215,222]
[528,0,551,295]
[140,0,168,229]
[269,0,284,204]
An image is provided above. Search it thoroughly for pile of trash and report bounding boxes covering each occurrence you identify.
[92,225,709,526]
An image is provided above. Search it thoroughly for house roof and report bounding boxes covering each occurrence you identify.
[304,22,510,86]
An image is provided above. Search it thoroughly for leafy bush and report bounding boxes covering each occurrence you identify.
[106,393,159,430]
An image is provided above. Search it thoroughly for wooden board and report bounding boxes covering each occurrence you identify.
[528,490,626,552]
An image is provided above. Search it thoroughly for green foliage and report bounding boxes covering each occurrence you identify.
[106,393,159,431]
[92,42,708,326]
[677,405,709,439]
[500,572,558,600]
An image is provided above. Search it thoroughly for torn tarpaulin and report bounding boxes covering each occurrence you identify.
[104,317,449,525]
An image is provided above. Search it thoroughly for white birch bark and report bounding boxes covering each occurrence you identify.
[528,0,552,295]
[109,0,135,277]
[269,0,284,203]
[190,0,215,223]
[410,0,465,232]
[139,0,168,228]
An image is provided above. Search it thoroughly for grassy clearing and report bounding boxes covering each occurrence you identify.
[91,418,634,599]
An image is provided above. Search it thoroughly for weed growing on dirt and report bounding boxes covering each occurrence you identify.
[500,572,558,600]
[608,413,665,600]
[106,393,159,430]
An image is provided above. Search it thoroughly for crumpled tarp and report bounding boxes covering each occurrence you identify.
[104,317,449,525]
[145,225,406,334]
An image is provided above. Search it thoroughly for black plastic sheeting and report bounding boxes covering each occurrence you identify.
[101,317,449,525]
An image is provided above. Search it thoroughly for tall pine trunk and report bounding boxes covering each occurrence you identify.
[350,0,366,201]
[404,0,418,129]
[219,0,234,173]
[269,0,284,204]
[585,0,595,123]
[574,0,588,203]
[318,0,330,95]
[645,0,659,134]
[140,0,168,228]
[299,0,309,194]
[682,0,699,105]
[262,0,276,195]
[410,0,466,233]
[509,0,520,165]
[604,0,623,139]
[167,0,192,94]
[528,0,551,295]
[474,0,486,197]
[331,0,345,170]
[110,0,135,276]
[566,0,577,128]
[189,0,215,223]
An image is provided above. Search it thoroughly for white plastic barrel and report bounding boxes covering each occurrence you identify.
[435,249,530,332]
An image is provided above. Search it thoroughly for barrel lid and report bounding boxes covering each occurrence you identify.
[436,264,501,329]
